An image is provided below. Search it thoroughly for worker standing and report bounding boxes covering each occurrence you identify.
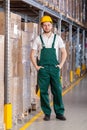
[30,15,67,121]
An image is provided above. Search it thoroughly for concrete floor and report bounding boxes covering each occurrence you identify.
[22,75,87,130]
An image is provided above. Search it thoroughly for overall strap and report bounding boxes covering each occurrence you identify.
[52,34,56,48]
[40,35,45,48]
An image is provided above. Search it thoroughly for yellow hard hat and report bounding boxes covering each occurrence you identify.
[40,15,53,24]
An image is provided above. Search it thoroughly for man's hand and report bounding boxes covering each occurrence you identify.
[56,65,61,69]
[36,66,44,71]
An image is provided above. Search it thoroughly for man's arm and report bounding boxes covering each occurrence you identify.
[30,49,43,71]
[57,47,67,69]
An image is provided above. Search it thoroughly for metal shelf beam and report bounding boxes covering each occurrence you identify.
[21,0,86,29]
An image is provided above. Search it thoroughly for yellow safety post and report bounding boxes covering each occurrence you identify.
[75,67,81,77]
[37,89,40,97]
[60,76,62,84]
[70,70,73,82]
[4,103,12,129]
[82,64,86,71]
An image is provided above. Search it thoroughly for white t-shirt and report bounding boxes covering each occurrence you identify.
[32,33,65,60]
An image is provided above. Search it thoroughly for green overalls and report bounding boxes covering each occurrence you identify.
[38,34,65,116]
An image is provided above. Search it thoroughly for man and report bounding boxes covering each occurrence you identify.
[30,15,67,121]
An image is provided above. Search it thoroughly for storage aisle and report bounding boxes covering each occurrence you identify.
[20,74,87,130]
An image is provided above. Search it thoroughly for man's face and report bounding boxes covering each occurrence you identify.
[42,22,53,33]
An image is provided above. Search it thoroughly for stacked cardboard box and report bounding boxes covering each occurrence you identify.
[18,31,31,114]
[61,40,71,88]
[36,0,48,6]
[9,13,22,123]
[52,0,59,12]
[72,0,76,19]
[79,0,83,23]
[0,11,39,123]
[36,0,85,24]
[21,22,39,110]
[0,12,5,35]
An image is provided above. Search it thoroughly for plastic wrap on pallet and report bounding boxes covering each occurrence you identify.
[53,0,59,12]
[9,39,19,78]
[0,35,4,79]
[72,0,76,19]
[18,44,31,114]
[0,12,21,38]
[23,77,31,112]
[79,0,83,23]
[75,0,79,21]
[75,44,81,68]
[10,12,21,39]
[0,12,5,35]
[16,78,23,119]
[72,43,76,71]
[21,22,38,36]
[67,0,72,17]
[0,81,4,127]
[30,63,37,104]
[59,0,64,13]
[62,41,70,88]
[0,35,4,128]
[11,77,19,124]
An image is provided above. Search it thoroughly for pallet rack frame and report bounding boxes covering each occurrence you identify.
[2,0,87,129]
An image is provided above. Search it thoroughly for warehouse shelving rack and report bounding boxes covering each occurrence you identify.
[8,0,86,84]
[0,0,86,129]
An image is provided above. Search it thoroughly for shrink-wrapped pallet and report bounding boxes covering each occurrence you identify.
[17,31,31,114]
[72,0,76,19]
[10,12,21,39]
[52,0,60,12]
[76,0,80,21]
[0,12,5,35]
[79,0,83,23]
[0,35,4,129]
[0,12,21,38]
[11,77,19,124]
[59,0,65,13]
[62,41,70,88]
[68,0,73,17]
[22,22,39,110]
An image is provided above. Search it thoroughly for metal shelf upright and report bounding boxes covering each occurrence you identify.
[4,0,12,129]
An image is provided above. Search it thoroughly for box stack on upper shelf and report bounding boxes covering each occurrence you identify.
[36,0,85,26]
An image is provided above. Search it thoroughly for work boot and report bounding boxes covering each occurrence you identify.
[43,114,50,121]
[56,114,66,121]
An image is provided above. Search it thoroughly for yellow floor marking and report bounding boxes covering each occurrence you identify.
[20,74,87,130]
[20,112,43,130]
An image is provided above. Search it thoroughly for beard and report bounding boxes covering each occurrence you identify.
[44,30,51,33]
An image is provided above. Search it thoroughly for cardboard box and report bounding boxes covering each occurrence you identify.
[0,12,5,35]
[0,35,4,78]
[21,22,38,34]
[0,12,21,38]
[0,80,4,124]
[9,38,19,77]
[10,12,21,38]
